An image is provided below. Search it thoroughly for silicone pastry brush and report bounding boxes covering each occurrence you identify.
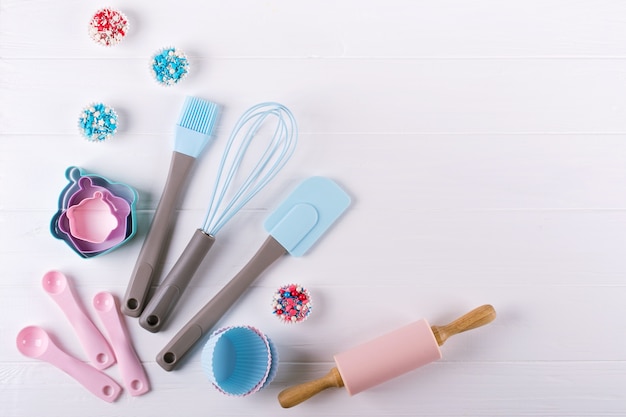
[156,176,351,371]
[139,103,297,333]
[277,304,497,408]
[123,97,219,317]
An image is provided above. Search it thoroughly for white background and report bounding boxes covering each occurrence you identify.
[2,1,626,415]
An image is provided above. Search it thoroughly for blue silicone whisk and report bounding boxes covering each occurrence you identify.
[139,102,298,332]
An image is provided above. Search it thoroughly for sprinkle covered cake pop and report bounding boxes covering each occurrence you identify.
[150,47,190,86]
[272,284,312,323]
[88,8,129,46]
[78,103,118,142]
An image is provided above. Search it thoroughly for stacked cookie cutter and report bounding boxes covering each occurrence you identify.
[51,166,137,258]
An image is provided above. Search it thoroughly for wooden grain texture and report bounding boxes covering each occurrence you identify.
[431,304,496,346]
[2,0,626,415]
[278,367,345,408]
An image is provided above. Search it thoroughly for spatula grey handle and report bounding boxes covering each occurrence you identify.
[123,151,196,317]
[139,229,216,333]
[156,235,287,371]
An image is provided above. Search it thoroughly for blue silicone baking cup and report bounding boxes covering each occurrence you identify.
[201,326,277,396]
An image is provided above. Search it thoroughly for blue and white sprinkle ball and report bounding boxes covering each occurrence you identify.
[78,103,118,142]
[150,47,189,86]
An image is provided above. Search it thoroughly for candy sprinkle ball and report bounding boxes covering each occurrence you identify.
[78,103,118,142]
[151,47,190,86]
[88,8,129,46]
[272,284,312,324]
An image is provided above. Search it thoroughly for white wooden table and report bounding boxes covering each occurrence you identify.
[2,1,625,415]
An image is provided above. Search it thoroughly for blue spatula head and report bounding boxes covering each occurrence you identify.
[264,177,351,257]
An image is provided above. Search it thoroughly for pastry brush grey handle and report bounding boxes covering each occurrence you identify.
[123,151,196,317]
[156,235,287,371]
[139,229,216,333]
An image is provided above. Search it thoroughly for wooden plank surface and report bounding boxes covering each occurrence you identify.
[1,1,625,415]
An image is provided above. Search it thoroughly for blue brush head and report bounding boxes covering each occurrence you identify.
[175,97,220,157]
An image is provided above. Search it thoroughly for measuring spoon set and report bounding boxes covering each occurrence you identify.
[16,270,149,402]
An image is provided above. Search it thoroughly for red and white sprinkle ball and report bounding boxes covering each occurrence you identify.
[272,284,312,324]
[88,8,129,46]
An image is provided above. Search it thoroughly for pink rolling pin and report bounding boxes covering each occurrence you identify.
[278,304,496,408]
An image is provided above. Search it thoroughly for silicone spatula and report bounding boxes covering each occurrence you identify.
[156,177,351,371]
[277,304,497,408]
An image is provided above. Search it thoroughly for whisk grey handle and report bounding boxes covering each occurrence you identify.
[139,229,216,333]
[156,235,287,371]
[123,151,196,317]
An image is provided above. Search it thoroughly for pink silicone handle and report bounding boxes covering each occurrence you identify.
[42,271,115,370]
[93,292,150,396]
[17,326,122,402]
[44,337,122,402]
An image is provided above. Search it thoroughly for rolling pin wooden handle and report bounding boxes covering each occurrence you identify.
[431,304,496,346]
[278,367,344,408]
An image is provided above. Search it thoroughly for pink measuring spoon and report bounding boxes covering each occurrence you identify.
[93,291,150,396]
[16,326,122,402]
[42,270,115,370]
